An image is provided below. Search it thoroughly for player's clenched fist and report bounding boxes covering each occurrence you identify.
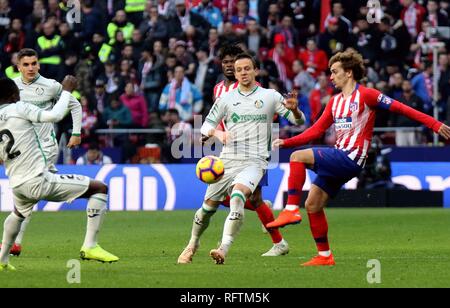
[272,139,285,149]
[284,91,298,111]
[62,75,78,92]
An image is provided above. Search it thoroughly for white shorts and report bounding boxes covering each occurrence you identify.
[204,159,266,202]
[34,122,59,166]
[13,171,90,217]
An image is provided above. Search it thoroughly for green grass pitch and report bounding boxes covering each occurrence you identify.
[0,208,449,288]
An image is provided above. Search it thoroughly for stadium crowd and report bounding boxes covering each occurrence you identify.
[1,0,450,163]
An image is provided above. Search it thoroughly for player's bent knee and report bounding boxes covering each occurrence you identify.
[305,198,323,213]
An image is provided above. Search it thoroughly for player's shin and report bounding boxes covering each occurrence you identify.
[286,161,306,210]
[256,203,282,243]
[308,210,331,256]
[14,215,31,245]
[188,203,217,248]
[220,190,246,255]
[83,193,107,249]
[0,212,24,264]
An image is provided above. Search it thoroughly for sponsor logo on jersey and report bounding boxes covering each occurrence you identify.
[231,113,268,123]
[335,117,353,130]
[254,100,264,109]
[233,102,242,106]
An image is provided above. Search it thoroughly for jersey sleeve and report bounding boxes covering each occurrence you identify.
[17,91,71,123]
[68,95,82,135]
[364,87,442,132]
[283,96,335,148]
[273,90,305,125]
[201,97,226,136]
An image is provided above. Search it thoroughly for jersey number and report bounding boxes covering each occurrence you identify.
[0,129,21,159]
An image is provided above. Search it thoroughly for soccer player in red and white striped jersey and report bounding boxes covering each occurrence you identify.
[214,45,288,257]
[268,50,450,266]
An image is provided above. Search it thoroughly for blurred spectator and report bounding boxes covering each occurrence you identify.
[124,0,146,27]
[439,53,450,108]
[157,0,176,18]
[257,47,279,89]
[207,27,221,58]
[159,65,203,123]
[173,40,196,77]
[167,0,210,41]
[77,1,105,42]
[273,15,299,49]
[138,4,168,43]
[292,59,315,98]
[101,61,126,96]
[0,0,12,40]
[79,96,100,147]
[411,60,434,114]
[265,3,281,35]
[426,0,449,27]
[213,0,238,22]
[192,0,224,32]
[88,79,112,114]
[161,108,193,163]
[59,22,80,55]
[268,33,296,88]
[3,18,25,55]
[36,21,64,80]
[401,0,426,39]
[107,10,135,45]
[194,45,220,109]
[120,82,149,128]
[298,38,328,78]
[388,72,404,101]
[309,73,333,125]
[76,143,113,165]
[350,14,378,65]
[318,16,347,58]
[4,52,20,79]
[102,97,133,128]
[220,21,240,45]
[243,18,267,55]
[377,16,412,68]
[230,0,252,36]
[139,48,165,113]
[391,79,424,146]
[324,0,352,36]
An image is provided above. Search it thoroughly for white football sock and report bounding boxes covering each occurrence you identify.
[188,203,217,248]
[82,193,107,249]
[0,212,24,264]
[319,250,332,257]
[285,205,299,211]
[14,215,31,245]
[220,190,245,255]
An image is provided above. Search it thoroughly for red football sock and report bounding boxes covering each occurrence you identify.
[308,210,330,252]
[287,161,306,208]
[256,202,283,244]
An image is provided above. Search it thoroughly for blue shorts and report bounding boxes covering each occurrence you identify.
[311,147,362,198]
[259,171,268,187]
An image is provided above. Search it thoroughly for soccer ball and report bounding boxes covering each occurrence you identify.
[196,156,224,184]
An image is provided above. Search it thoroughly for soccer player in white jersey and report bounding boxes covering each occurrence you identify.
[0,49,82,257]
[0,77,118,271]
[212,45,290,257]
[178,53,305,264]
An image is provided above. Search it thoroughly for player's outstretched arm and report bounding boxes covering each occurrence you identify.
[35,76,78,123]
[438,123,450,140]
[283,91,306,125]
[67,94,82,148]
[276,98,335,148]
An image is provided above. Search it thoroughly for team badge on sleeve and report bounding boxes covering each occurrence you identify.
[377,94,393,109]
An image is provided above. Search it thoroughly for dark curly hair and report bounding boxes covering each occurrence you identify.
[329,50,366,81]
[218,44,244,60]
